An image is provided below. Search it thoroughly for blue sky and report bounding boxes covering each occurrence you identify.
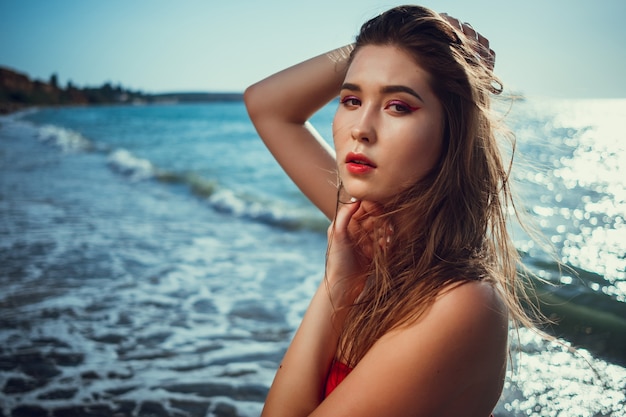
[1,0,624,99]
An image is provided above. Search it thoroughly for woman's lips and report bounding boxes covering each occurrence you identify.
[345,152,376,174]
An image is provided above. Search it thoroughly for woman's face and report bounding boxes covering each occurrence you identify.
[333,45,444,204]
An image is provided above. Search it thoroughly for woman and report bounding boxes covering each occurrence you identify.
[245,5,534,417]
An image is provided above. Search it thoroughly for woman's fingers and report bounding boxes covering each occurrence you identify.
[326,199,394,306]
[329,198,361,241]
[326,199,369,304]
[329,198,395,271]
[378,223,394,253]
[346,201,394,260]
[439,12,496,70]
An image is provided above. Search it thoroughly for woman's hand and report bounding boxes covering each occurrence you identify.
[326,200,392,308]
[440,12,496,70]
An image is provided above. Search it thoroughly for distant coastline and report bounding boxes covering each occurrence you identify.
[0,66,243,114]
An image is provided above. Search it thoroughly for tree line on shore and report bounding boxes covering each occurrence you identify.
[0,66,242,114]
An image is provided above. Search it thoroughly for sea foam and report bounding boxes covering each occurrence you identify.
[37,124,93,153]
[107,148,155,181]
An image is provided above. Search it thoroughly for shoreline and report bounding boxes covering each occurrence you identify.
[0,94,245,116]
[0,65,243,116]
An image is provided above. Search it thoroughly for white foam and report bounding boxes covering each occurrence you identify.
[207,189,313,230]
[107,148,155,181]
[37,124,92,153]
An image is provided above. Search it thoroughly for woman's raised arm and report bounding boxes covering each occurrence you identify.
[244,46,353,220]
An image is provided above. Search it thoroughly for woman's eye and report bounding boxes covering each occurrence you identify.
[385,100,418,114]
[340,96,361,107]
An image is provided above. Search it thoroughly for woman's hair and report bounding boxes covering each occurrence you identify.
[332,5,540,366]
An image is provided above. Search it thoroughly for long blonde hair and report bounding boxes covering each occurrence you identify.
[331,5,539,367]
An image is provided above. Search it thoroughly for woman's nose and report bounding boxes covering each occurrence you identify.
[350,110,377,143]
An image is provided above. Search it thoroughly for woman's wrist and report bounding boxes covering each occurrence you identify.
[324,272,366,318]
[246,44,354,125]
[326,44,355,67]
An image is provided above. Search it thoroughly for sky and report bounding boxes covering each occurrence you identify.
[1,0,625,99]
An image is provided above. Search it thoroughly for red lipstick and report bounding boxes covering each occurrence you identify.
[345,152,376,174]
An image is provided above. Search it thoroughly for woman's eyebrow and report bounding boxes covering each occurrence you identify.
[340,83,424,103]
[381,85,424,102]
[340,82,360,92]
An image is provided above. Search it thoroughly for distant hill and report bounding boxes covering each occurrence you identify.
[0,66,243,114]
[151,92,243,103]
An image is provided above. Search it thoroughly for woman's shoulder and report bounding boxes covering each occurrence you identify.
[381,279,509,371]
[435,280,508,320]
[329,280,508,415]
[426,280,509,341]
[373,279,509,369]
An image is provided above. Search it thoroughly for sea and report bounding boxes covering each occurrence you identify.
[0,97,625,417]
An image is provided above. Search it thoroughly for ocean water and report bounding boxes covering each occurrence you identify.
[0,98,625,417]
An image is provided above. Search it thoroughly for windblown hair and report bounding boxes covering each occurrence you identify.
[332,5,538,367]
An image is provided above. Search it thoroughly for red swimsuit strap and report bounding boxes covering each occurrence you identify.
[324,360,352,398]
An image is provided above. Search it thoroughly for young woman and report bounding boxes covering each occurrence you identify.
[245,5,534,417]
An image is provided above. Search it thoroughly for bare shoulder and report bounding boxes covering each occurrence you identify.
[315,280,509,416]
[423,280,509,360]
[434,280,508,326]
[403,280,509,356]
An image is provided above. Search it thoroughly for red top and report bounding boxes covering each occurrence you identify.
[324,360,494,417]
[324,360,352,398]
